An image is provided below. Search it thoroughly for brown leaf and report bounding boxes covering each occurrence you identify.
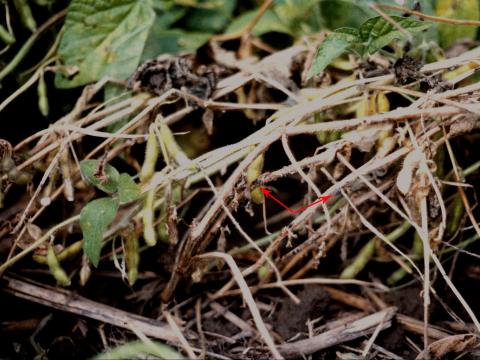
[416,334,477,359]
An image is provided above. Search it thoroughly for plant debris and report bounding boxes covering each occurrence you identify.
[2,1,480,359]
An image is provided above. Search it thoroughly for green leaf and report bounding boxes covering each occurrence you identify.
[334,27,361,38]
[118,173,142,203]
[55,0,155,88]
[320,0,374,29]
[80,197,119,267]
[151,0,176,11]
[307,28,360,79]
[225,9,292,36]
[273,0,322,35]
[183,0,236,33]
[141,28,210,60]
[80,160,120,194]
[359,16,431,53]
[437,0,479,48]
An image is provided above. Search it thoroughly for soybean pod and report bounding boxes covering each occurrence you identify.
[47,244,71,286]
[124,227,139,286]
[140,126,158,182]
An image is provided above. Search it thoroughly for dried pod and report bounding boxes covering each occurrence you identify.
[140,127,158,182]
[60,149,74,201]
[376,128,395,158]
[246,153,265,204]
[396,151,422,195]
[143,188,157,246]
[124,227,140,286]
[47,244,71,286]
[375,92,390,113]
[356,97,371,118]
[79,255,91,286]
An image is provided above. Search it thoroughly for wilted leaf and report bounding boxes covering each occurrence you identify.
[80,160,120,194]
[360,16,431,53]
[55,0,155,88]
[307,28,360,78]
[437,0,479,49]
[118,173,142,203]
[80,197,119,267]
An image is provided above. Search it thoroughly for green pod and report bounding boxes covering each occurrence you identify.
[447,194,464,235]
[37,74,49,117]
[142,188,157,246]
[33,240,83,264]
[246,153,265,204]
[328,130,342,142]
[13,0,37,32]
[340,239,376,279]
[1,157,15,173]
[387,267,408,285]
[257,264,269,280]
[157,220,169,244]
[0,24,15,44]
[47,245,71,286]
[412,231,424,257]
[9,169,32,185]
[124,228,140,286]
[140,129,158,182]
[157,202,170,244]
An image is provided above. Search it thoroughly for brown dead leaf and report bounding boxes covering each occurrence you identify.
[416,334,477,359]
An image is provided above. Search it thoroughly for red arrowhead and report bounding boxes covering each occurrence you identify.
[320,195,333,202]
[259,187,271,196]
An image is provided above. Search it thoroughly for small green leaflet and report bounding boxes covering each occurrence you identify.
[90,339,185,360]
[308,16,430,79]
[360,16,431,53]
[55,0,155,88]
[80,159,120,194]
[80,197,119,267]
[307,28,360,79]
[118,173,142,203]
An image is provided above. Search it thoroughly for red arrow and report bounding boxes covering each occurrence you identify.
[259,187,332,214]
